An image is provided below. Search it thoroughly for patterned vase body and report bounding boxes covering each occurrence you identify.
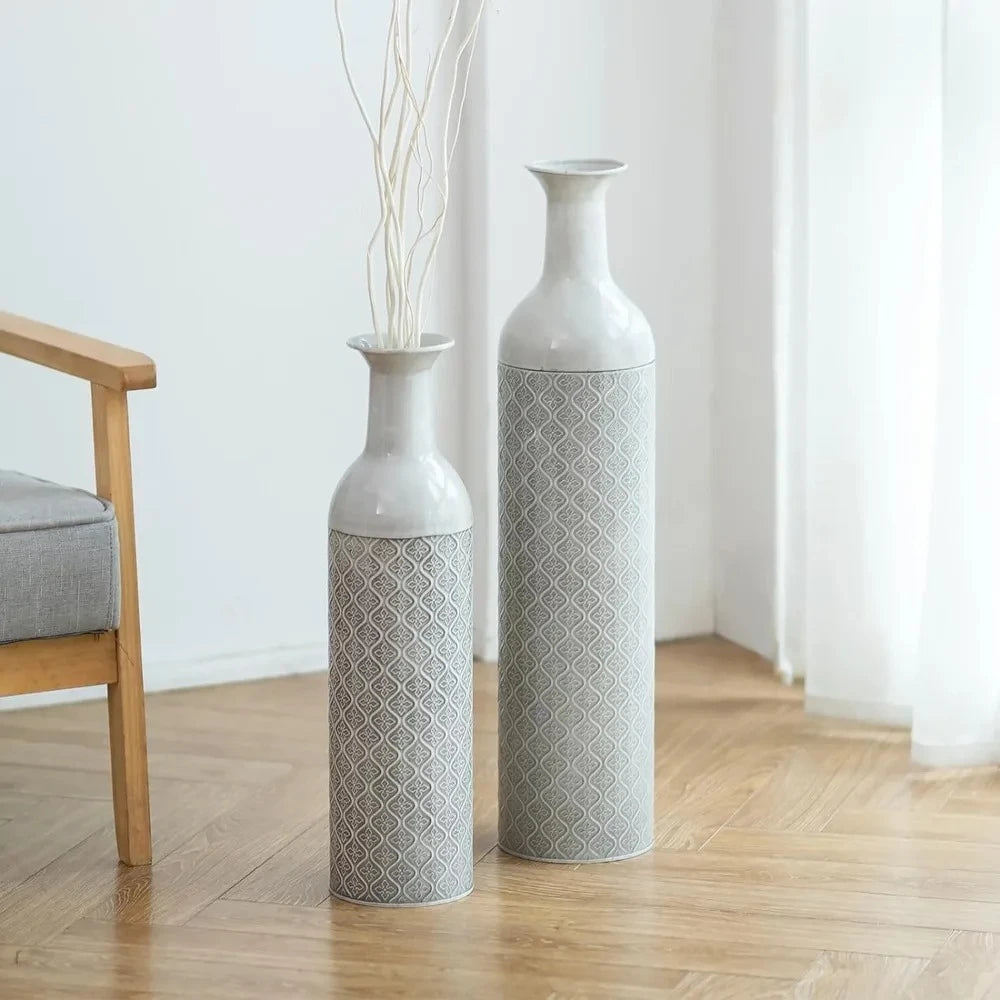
[329,335,473,905]
[498,161,655,863]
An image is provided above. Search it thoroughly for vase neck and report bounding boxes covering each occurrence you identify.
[362,350,439,458]
[538,174,612,282]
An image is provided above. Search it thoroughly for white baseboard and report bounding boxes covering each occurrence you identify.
[1,641,327,712]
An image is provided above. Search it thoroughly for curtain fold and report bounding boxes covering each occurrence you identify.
[776,0,999,765]
[912,0,1000,765]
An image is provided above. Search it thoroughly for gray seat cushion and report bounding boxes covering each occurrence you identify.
[0,470,120,644]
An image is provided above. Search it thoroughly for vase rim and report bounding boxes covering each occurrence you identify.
[347,333,454,356]
[526,158,627,177]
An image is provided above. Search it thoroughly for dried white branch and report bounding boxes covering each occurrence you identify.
[335,0,486,349]
[415,0,486,335]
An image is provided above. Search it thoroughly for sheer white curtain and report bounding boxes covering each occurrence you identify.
[775,0,1000,765]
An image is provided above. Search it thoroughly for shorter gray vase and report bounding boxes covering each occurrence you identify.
[328,335,473,906]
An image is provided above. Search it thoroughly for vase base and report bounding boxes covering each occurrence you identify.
[329,886,473,908]
[497,842,653,865]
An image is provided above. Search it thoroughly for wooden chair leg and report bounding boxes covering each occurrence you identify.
[93,384,152,865]
[107,643,151,865]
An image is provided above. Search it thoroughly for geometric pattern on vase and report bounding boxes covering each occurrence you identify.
[328,529,473,905]
[498,364,655,862]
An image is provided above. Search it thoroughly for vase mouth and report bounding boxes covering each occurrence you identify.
[347,333,454,356]
[526,159,627,178]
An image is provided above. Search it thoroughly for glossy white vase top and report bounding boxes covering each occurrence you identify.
[499,159,654,373]
[329,334,472,538]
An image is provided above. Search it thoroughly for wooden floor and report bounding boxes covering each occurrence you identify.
[1,638,999,998]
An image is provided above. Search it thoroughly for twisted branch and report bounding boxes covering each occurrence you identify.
[334,0,486,349]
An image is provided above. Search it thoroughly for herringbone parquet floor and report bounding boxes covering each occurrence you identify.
[1,638,998,998]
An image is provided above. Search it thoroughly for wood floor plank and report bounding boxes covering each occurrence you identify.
[86,766,326,926]
[709,827,1000,874]
[0,797,108,895]
[791,952,925,999]
[0,736,292,786]
[756,713,908,749]
[150,673,328,719]
[650,849,1000,904]
[0,722,113,749]
[145,702,326,740]
[0,780,247,946]
[2,949,681,1000]
[4,943,404,1000]
[942,768,1000,805]
[946,796,1000,817]
[904,931,1000,1000]
[50,916,688,997]
[473,854,956,955]
[842,762,988,815]
[144,730,322,767]
[653,721,787,849]
[189,898,819,982]
[669,972,794,999]
[224,817,329,907]
[726,742,883,833]
[826,808,1000,846]
[655,638,800,703]
[0,763,113,801]
[0,637,996,997]
[0,790,43,819]
[3,694,108,731]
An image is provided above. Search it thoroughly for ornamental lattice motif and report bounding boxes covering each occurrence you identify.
[498,364,655,861]
[328,529,473,904]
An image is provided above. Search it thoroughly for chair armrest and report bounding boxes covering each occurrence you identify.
[0,310,156,391]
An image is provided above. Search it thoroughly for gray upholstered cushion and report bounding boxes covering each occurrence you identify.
[0,470,120,643]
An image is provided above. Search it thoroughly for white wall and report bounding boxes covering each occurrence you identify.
[0,0,470,705]
[1,2,720,706]
[713,0,778,659]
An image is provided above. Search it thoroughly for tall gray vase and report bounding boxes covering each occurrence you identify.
[328,334,474,905]
[498,160,655,863]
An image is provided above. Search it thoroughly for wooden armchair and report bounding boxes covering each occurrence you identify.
[0,310,156,865]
